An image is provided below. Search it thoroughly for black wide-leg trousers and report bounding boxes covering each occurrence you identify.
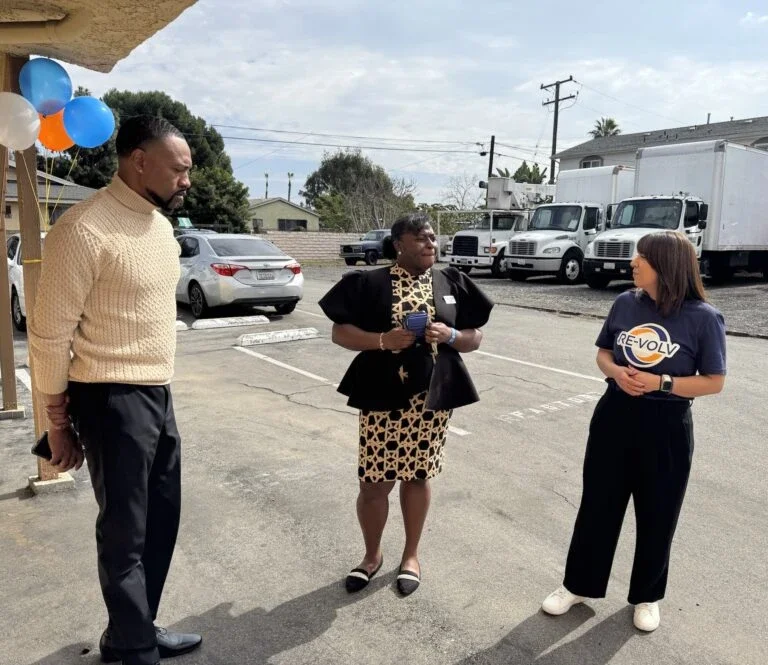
[563,387,694,604]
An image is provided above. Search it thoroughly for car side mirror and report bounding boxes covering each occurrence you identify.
[698,220,708,230]
[606,206,613,222]
[699,204,709,222]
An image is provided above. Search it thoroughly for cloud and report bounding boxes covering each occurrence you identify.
[57,0,768,204]
[740,11,768,25]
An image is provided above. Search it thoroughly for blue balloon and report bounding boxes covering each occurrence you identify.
[63,97,115,149]
[19,58,72,116]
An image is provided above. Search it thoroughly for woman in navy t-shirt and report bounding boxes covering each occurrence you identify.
[541,231,726,632]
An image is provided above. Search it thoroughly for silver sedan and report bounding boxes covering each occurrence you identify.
[176,233,304,318]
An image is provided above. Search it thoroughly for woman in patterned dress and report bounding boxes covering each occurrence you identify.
[319,213,493,595]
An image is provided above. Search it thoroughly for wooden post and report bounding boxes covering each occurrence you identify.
[0,53,22,418]
[8,54,58,481]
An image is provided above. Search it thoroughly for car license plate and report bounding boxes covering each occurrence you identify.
[603,262,615,270]
[256,271,275,281]
[516,259,526,265]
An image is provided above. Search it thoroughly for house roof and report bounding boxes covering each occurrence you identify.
[5,156,97,203]
[248,197,320,218]
[555,116,768,160]
[0,0,196,73]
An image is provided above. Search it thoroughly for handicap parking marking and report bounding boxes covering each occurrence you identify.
[497,391,602,423]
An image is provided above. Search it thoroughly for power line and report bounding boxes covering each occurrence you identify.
[212,123,479,146]
[193,133,482,154]
[573,80,686,126]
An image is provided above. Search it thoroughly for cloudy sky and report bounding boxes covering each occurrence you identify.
[64,0,768,204]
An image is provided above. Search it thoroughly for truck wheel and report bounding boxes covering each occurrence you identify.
[707,257,733,284]
[558,251,583,285]
[344,258,357,266]
[491,251,507,278]
[364,250,378,266]
[508,270,527,282]
[458,266,472,274]
[585,275,610,289]
[11,288,26,332]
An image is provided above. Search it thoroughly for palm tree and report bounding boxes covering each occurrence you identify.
[287,172,294,202]
[589,117,621,138]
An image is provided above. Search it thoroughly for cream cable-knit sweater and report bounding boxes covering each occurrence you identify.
[28,176,181,395]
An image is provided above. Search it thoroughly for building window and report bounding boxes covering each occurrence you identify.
[580,156,603,168]
[4,204,10,218]
[753,137,768,151]
[278,218,308,231]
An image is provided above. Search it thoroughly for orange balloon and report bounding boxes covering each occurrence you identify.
[38,111,74,151]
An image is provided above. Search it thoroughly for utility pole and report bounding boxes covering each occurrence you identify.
[484,135,495,207]
[541,75,576,185]
[287,172,294,202]
[486,135,495,182]
[264,172,269,198]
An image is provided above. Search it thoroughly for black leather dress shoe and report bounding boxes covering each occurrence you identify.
[155,627,202,658]
[99,626,202,663]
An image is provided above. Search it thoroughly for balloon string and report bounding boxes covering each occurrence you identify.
[18,153,42,221]
[50,148,80,222]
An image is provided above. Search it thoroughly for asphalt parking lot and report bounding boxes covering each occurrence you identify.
[1,268,766,665]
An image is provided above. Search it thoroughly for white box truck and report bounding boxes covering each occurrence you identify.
[502,165,634,284]
[444,178,554,277]
[583,140,768,288]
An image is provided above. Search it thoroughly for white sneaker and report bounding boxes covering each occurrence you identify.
[633,602,660,632]
[541,586,586,615]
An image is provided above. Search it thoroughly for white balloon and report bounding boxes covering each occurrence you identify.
[0,92,40,151]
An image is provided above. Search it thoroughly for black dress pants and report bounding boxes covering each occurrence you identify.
[69,382,181,665]
[563,387,693,604]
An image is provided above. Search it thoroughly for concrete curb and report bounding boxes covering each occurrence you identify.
[175,320,188,331]
[191,315,270,330]
[237,328,320,346]
[28,473,75,494]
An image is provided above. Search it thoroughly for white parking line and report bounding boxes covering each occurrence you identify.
[475,350,604,383]
[232,347,471,437]
[234,346,337,386]
[16,368,32,391]
[296,308,326,319]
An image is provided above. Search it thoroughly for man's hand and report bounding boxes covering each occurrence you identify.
[48,427,84,472]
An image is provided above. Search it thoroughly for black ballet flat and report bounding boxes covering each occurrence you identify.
[345,556,383,593]
[396,567,421,596]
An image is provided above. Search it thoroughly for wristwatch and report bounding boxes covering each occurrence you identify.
[659,374,674,393]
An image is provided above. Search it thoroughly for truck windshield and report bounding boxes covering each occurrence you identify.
[468,213,524,231]
[529,206,581,232]
[612,199,681,230]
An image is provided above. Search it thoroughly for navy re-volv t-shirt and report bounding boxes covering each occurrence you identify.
[596,291,727,400]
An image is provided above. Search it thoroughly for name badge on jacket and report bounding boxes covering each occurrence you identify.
[443,295,456,304]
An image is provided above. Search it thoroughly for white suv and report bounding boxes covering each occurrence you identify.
[6,232,46,332]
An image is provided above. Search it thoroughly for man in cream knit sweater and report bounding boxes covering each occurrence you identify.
[29,116,202,665]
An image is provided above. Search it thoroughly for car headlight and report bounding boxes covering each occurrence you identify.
[585,243,594,257]
[543,247,561,255]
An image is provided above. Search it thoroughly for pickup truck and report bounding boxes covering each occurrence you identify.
[339,229,391,266]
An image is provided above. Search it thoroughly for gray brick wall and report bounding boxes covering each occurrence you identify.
[262,231,363,261]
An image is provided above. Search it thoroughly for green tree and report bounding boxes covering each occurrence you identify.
[589,117,621,138]
[38,89,249,232]
[302,150,416,232]
[511,161,548,184]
